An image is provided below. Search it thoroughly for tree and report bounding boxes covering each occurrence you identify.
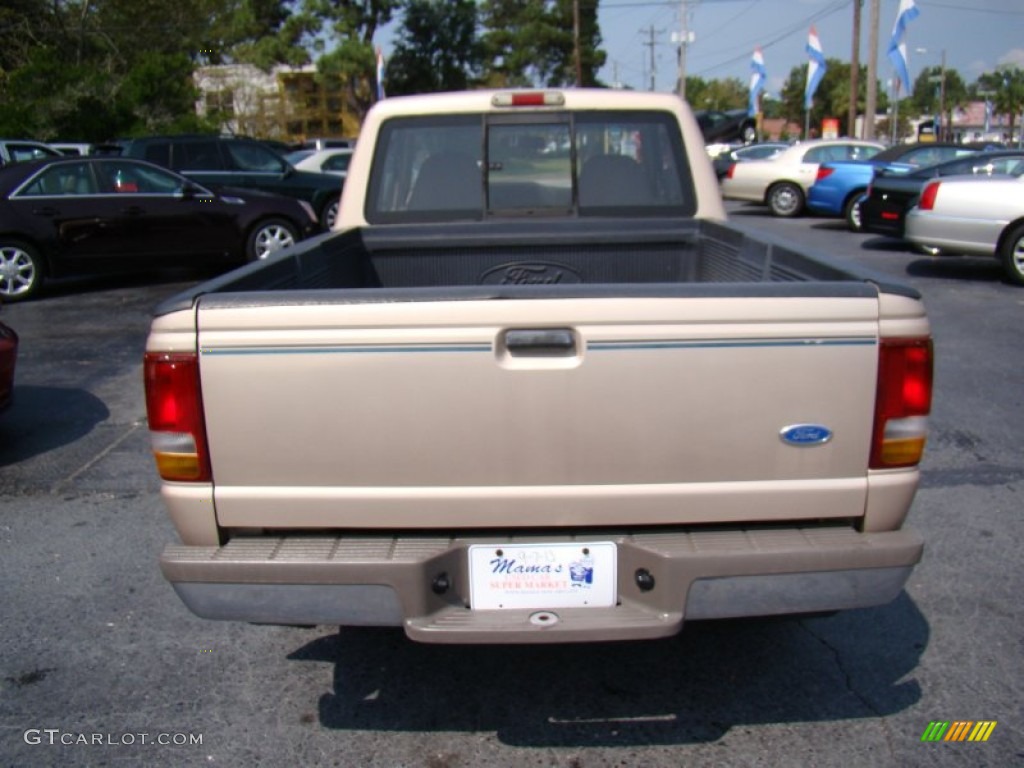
[480,0,605,88]
[295,0,400,120]
[780,59,888,136]
[685,76,747,112]
[910,65,969,140]
[0,0,299,140]
[384,0,481,96]
[976,65,1024,142]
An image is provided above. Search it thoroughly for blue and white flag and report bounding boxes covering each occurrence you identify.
[804,26,827,110]
[375,47,386,101]
[748,47,766,117]
[887,0,920,96]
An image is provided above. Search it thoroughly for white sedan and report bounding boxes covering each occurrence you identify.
[720,138,884,217]
[904,164,1024,286]
[284,148,353,177]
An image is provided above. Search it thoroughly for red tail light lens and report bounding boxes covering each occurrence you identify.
[726,163,737,179]
[815,167,834,181]
[870,338,933,469]
[491,91,565,107]
[144,352,211,482]
[919,181,941,211]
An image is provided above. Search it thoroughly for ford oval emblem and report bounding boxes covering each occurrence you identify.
[780,424,833,446]
[481,261,583,285]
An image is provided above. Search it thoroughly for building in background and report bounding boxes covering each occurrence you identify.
[194,65,360,144]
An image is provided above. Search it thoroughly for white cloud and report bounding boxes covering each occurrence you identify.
[997,49,1024,68]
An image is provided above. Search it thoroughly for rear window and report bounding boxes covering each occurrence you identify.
[366,110,695,224]
[176,141,226,171]
[224,142,286,173]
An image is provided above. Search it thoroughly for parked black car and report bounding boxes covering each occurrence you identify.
[120,135,343,230]
[0,156,318,302]
[861,150,1024,240]
[694,109,757,145]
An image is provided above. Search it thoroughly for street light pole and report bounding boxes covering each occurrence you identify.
[938,49,947,142]
[917,47,947,142]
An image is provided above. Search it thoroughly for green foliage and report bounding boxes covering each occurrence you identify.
[480,0,605,88]
[975,65,1024,138]
[779,59,888,134]
[911,66,969,115]
[385,0,481,96]
[0,0,294,140]
[291,0,399,118]
[685,77,747,111]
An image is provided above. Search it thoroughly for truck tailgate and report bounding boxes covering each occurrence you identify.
[197,293,880,529]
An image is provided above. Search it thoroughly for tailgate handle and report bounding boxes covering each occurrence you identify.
[504,329,576,357]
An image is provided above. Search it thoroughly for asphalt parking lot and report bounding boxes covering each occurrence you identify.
[0,208,1021,767]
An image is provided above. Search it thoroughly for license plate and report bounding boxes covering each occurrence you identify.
[468,542,617,610]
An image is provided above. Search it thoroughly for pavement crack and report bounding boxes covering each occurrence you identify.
[799,620,897,757]
[52,422,143,494]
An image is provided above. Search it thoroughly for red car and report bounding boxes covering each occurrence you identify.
[0,317,16,412]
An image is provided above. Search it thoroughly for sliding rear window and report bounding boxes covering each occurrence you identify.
[365,110,695,224]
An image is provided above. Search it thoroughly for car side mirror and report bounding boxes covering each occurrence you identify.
[177,181,203,199]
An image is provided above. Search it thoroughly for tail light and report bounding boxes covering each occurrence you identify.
[919,181,941,211]
[726,163,737,180]
[815,167,834,182]
[144,352,211,482]
[870,338,933,469]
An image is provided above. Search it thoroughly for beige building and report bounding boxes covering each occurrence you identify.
[194,64,359,143]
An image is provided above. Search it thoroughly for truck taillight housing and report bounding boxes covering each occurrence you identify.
[870,338,933,469]
[144,352,211,482]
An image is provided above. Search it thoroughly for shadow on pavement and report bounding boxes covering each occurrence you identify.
[0,385,109,467]
[292,593,927,747]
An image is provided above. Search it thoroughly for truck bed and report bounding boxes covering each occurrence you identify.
[155,218,913,315]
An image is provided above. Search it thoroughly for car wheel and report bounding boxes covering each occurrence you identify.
[246,219,299,261]
[768,182,804,218]
[999,223,1024,286]
[321,196,340,231]
[742,125,757,144]
[844,193,866,232]
[0,240,43,302]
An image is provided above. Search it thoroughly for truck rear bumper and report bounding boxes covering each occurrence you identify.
[161,526,922,644]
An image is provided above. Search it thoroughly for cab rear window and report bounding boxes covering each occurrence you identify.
[366,110,695,224]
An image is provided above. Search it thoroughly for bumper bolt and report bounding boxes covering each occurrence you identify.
[431,572,450,595]
[635,568,655,592]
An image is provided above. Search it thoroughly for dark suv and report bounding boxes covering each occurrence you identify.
[121,135,342,230]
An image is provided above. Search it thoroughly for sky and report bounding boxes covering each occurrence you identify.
[594,0,1024,98]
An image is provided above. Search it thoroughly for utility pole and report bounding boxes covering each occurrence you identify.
[642,25,659,91]
[573,0,583,87]
[938,48,947,142]
[849,0,862,137]
[864,0,880,140]
[674,1,692,101]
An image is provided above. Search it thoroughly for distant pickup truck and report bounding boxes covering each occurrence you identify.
[145,89,933,644]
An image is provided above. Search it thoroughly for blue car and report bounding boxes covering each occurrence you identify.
[806,142,990,231]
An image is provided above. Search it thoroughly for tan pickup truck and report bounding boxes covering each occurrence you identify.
[145,89,933,644]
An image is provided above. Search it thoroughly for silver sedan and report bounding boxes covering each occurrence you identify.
[904,163,1024,285]
[720,139,884,217]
